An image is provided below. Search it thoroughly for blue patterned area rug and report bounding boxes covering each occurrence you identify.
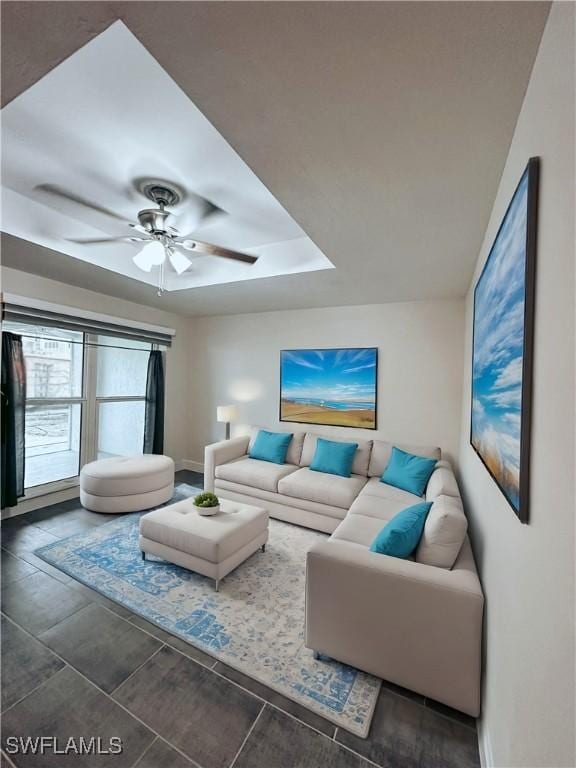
[35,484,380,737]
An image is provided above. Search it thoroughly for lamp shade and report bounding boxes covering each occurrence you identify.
[217,405,237,423]
[133,240,165,272]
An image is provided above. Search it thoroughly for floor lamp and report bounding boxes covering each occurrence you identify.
[217,405,237,440]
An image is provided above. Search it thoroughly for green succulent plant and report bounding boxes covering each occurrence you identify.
[193,491,220,508]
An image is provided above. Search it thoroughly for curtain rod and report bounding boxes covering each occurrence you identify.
[14,333,163,353]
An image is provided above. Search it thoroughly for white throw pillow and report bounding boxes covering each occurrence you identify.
[416,494,468,569]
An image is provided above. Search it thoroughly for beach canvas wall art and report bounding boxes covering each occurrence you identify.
[471,158,539,523]
[280,348,377,429]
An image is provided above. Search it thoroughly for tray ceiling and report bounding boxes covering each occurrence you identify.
[1,22,334,292]
[0,2,549,315]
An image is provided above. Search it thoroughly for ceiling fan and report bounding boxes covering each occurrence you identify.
[37,180,258,295]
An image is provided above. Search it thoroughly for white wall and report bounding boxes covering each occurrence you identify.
[0,267,190,464]
[457,5,575,767]
[188,300,465,465]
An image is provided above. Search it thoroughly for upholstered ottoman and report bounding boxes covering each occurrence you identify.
[80,455,174,513]
[139,499,269,590]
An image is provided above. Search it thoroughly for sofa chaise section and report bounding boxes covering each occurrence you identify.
[305,534,483,716]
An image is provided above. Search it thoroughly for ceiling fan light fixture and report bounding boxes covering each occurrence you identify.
[168,249,192,275]
[133,239,165,272]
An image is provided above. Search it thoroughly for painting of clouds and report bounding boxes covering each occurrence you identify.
[471,159,538,521]
[280,348,377,429]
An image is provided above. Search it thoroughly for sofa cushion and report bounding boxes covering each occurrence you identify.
[359,476,422,505]
[426,461,460,502]
[348,493,412,523]
[369,502,432,559]
[331,513,387,548]
[368,440,441,477]
[300,433,372,476]
[215,457,298,493]
[416,494,468,569]
[214,478,348,521]
[249,426,305,466]
[278,467,367,509]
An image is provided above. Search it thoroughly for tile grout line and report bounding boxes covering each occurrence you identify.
[422,699,477,731]
[1,613,206,768]
[1,546,74,586]
[1,664,69,717]
[105,605,217,672]
[227,702,266,768]
[127,735,157,768]
[110,645,165,697]
[2,577,95,638]
[0,749,18,768]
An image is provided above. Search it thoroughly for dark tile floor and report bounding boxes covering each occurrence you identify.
[1,470,480,768]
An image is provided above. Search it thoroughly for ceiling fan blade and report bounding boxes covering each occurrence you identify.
[129,223,150,235]
[202,200,225,221]
[68,236,144,245]
[36,184,129,223]
[179,239,258,265]
[168,249,192,275]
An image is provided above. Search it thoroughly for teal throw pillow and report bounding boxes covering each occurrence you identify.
[381,447,437,496]
[370,502,432,558]
[310,438,358,478]
[249,430,293,464]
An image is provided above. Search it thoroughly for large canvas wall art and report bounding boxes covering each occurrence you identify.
[471,157,539,523]
[280,348,377,429]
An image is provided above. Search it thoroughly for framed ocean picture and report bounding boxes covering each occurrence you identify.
[280,348,378,429]
[471,157,539,523]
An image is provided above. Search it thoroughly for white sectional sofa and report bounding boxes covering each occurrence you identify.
[204,426,484,716]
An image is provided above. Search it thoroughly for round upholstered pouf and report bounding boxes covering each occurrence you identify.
[80,455,175,513]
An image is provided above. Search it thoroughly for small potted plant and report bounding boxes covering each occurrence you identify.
[193,491,220,516]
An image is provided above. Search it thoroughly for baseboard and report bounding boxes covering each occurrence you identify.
[478,719,493,768]
[176,459,204,473]
[1,485,81,519]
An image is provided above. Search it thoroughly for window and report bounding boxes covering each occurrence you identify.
[2,322,156,493]
[95,336,151,459]
[2,323,84,488]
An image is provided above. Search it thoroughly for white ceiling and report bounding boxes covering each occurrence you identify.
[0,2,550,316]
[1,22,333,292]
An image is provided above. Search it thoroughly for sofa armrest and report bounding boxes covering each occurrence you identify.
[204,436,250,491]
[305,537,484,715]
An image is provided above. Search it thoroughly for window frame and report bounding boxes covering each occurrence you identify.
[22,330,88,498]
[87,334,153,461]
[4,327,155,501]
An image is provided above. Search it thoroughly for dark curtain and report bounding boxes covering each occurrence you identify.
[1,333,26,508]
[143,350,165,454]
